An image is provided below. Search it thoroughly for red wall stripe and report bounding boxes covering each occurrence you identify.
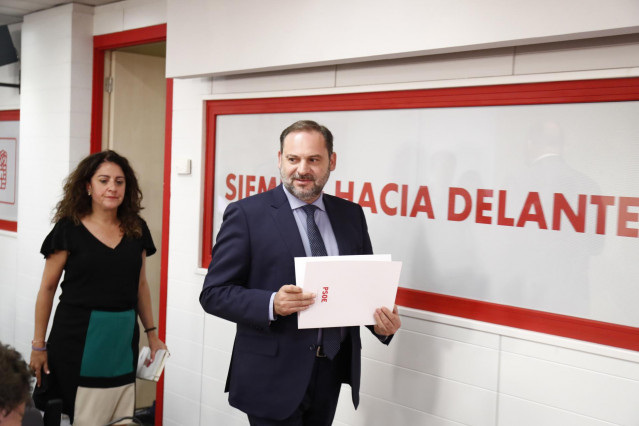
[90,46,105,154]
[93,24,167,49]
[0,219,17,232]
[155,77,173,426]
[396,288,639,352]
[0,110,19,121]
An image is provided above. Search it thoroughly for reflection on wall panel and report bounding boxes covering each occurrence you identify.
[202,78,639,351]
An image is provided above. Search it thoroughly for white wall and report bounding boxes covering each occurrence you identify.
[93,0,166,36]
[0,230,17,344]
[0,22,22,346]
[0,0,167,412]
[167,33,639,426]
[166,0,639,78]
[2,0,639,425]
[0,0,167,354]
[0,3,94,359]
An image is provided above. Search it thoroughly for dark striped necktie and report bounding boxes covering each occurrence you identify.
[301,204,341,359]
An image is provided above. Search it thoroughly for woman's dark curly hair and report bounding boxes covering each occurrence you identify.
[0,343,32,418]
[53,150,144,238]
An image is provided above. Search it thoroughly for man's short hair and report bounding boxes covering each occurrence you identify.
[279,120,334,157]
[0,343,32,418]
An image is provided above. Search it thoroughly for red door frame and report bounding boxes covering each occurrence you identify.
[0,109,19,232]
[91,24,170,426]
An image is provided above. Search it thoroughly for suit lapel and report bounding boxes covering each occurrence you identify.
[268,185,306,258]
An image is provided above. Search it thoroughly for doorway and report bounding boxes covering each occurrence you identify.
[92,25,170,425]
[103,42,166,409]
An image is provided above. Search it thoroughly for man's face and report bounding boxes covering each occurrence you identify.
[278,130,336,203]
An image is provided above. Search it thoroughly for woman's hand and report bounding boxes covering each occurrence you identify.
[30,349,49,387]
[31,250,66,387]
[147,332,168,362]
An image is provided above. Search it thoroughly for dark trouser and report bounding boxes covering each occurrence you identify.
[248,346,348,426]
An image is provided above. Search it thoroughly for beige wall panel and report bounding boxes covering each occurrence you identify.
[213,66,336,94]
[360,357,497,425]
[108,49,166,407]
[362,317,500,390]
[498,394,615,426]
[337,48,515,87]
[167,0,639,78]
[502,337,639,381]
[515,33,639,75]
[500,352,639,424]
[336,392,466,426]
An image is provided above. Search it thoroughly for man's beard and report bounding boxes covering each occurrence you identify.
[281,168,331,202]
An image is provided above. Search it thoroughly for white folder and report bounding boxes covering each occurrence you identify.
[295,254,402,328]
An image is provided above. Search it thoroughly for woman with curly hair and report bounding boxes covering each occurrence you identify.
[29,150,166,425]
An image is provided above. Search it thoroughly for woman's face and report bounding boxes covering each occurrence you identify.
[86,161,126,212]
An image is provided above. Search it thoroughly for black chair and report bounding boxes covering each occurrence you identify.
[21,398,45,426]
[41,399,62,426]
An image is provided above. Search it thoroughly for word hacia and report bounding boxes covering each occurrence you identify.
[224,174,638,237]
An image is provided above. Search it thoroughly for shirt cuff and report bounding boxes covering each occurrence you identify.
[269,292,277,321]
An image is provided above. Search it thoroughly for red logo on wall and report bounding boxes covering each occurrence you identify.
[0,149,7,190]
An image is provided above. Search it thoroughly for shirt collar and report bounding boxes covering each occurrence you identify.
[282,185,326,212]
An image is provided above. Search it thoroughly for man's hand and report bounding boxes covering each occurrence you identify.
[373,305,401,337]
[274,284,316,317]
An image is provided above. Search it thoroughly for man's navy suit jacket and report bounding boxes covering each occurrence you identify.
[200,184,385,420]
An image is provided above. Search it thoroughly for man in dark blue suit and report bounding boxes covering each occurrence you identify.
[200,120,401,425]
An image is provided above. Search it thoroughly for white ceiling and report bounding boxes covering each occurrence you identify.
[0,0,120,26]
